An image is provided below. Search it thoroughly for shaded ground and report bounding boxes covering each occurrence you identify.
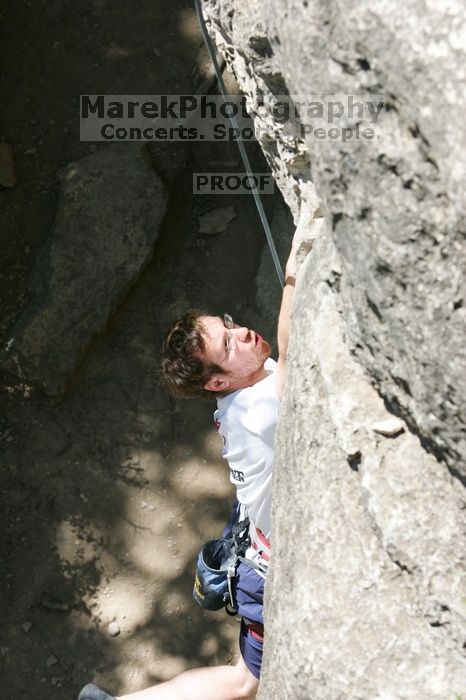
[0,2,290,698]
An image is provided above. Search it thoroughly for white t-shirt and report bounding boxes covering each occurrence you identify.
[214,358,281,567]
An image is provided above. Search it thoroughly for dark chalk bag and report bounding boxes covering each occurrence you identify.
[193,516,250,613]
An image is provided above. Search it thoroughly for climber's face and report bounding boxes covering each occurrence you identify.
[198,314,271,393]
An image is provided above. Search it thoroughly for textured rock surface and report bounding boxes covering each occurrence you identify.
[202,0,466,697]
[1,144,167,394]
[204,0,466,475]
[269,227,466,699]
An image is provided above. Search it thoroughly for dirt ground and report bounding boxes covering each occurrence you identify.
[0,2,290,698]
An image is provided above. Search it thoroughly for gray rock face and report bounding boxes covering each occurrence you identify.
[203,0,466,475]
[201,0,466,696]
[269,226,466,699]
[1,144,167,394]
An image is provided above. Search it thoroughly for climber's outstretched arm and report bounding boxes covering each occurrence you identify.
[275,255,296,400]
[275,188,317,399]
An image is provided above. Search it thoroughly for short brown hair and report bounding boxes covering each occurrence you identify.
[160,309,225,400]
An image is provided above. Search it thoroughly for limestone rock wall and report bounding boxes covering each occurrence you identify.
[202,1,466,697]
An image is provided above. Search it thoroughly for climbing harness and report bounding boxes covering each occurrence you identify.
[194,0,284,288]
[242,617,265,642]
[248,520,271,565]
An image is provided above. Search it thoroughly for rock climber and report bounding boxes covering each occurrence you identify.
[78,189,315,700]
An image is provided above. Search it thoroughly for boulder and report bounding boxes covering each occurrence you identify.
[1,144,167,394]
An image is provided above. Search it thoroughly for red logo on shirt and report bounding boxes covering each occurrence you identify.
[214,418,226,447]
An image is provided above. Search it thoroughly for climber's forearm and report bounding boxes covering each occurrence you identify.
[275,253,296,400]
[277,263,296,362]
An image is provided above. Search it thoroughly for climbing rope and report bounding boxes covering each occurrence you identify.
[194,0,284,288]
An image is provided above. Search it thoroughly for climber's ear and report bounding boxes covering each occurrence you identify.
[204,374,230,393]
